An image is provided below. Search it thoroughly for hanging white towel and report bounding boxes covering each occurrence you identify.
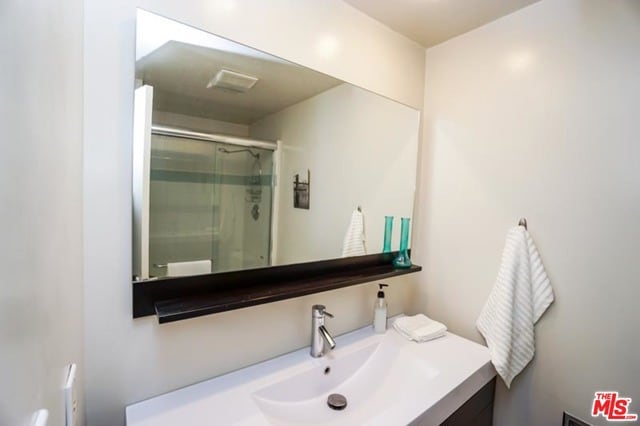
[476,226,554,388]
[167,260,212,277]
[341,209,366,257]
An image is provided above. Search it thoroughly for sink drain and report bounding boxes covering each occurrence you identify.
[327,393,347,411]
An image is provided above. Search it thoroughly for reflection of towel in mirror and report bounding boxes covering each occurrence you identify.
[167,260,211,277]
[476,226,554,388]
[341,209,366,257]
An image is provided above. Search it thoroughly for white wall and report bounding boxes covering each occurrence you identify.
[0,0,85,425]
[415,1,640,425]
[83,1,424,424]
[251,83,419,264]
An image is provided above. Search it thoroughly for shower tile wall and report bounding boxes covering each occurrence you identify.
[217,147,273,272]
[214,148,247,272]
[241,154,273,269]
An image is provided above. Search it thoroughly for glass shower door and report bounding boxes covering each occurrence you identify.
[214,143,273,273]
[147,134,273,277]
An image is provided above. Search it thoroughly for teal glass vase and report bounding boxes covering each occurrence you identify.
[382,216,393,253]
[392,217,412,269]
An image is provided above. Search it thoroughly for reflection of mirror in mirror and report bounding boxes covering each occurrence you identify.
[132,10,420,281]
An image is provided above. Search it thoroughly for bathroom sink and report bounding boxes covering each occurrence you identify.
[252,339,439,425]
[126,317,494,426]
[254,341,382,404]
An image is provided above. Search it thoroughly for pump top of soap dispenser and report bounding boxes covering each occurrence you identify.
[377,283,389,298]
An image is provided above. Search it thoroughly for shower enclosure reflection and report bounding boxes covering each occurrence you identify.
[148,130,275,278]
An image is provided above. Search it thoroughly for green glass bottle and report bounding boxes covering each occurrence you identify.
[382,216,393,253]
[392,217,412,268]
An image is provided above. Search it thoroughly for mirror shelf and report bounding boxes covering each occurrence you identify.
[133,253,420,323]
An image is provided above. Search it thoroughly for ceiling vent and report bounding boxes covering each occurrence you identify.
[206,69,258,93]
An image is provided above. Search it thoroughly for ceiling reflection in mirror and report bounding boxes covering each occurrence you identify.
[132,10,420,281]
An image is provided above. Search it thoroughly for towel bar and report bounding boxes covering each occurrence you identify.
[154,259,214,269]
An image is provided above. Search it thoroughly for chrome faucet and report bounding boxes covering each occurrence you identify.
[310,305,336,358]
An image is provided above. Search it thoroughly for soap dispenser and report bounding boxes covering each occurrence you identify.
[373,284,389,333]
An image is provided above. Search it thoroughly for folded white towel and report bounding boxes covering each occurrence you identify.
[167,260,212,277]
[393,314,447,342]
[476,226,554,388]
[341,209,366,257]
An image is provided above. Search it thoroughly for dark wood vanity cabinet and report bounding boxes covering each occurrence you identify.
[440,378,496,426]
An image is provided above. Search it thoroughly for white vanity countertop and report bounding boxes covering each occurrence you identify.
[126,319,495,426]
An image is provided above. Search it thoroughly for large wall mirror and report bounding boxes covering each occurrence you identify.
[132,9,420,283]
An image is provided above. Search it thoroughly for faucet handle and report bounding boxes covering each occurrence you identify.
[312,304,334,318]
